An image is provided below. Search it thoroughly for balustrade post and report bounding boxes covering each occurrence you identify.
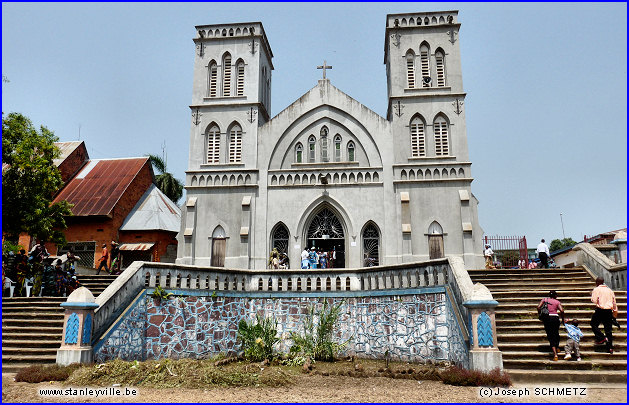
[56,287,99,366]
[463,283,503,372]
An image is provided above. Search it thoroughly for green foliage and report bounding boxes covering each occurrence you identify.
[237,314,280,362]
[2,113,73,244]
[147,154,183,204]
[289,300,350,362]
[550,238,577,252]
[15,364,82,383]
[2,240,23,254]
[440,366,511,387]
[150,285,173,302]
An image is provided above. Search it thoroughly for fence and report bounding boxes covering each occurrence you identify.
[484,235,528,269]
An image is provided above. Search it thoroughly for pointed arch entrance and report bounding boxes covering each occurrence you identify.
[305,206,346,268]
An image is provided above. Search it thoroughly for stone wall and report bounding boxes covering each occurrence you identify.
[94,287,468,367]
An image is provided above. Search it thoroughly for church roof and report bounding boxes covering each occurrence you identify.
[53,141,84,166]
[52,157,150,216]
[120,184,181,232]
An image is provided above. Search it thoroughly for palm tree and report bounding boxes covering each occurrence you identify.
[147,154,183,204]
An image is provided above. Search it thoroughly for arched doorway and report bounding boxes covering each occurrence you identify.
[362,222,380,266]
[211,225,226,267]
[428,221,444,259]
[305,207,345,268]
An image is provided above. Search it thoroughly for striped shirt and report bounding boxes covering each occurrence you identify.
[564,323,584,343]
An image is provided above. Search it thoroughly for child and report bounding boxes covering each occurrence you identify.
[564,318,584,361]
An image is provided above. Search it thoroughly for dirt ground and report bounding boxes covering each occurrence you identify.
[3,372,626,403]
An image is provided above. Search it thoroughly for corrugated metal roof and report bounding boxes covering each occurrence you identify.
[53,141,83,166]
[52,157,149,216]
[119,184,181,232]
[119,243,154,251]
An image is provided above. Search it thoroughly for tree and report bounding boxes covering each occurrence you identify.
[147,154,183,204]
[2,113,72,244]
[550,238,577,252]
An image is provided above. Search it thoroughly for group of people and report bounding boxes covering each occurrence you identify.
[2,241,81,297]
[538,278,619,361]
[268,248,289,269]
[300,247,336,269]
[484,239,555,270]
[96,241,121,275]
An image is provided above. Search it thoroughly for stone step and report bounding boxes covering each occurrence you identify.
[480,282,597,290]
[2,297,67,303]
[501,350,627,361]
[1,306,66,313]
[506,369,627,384]
[1,300,66,307]
[1,326,63,334]
[495,318,626,328]
[490,288,626,297]
[1,311,65,319]
[2,354,57,365]
[467,267,587,274]
[2,347,59,355]
[495,309,627,318]
[498,342,627,351]
[2,318,65,327]
[496,325,626,334]
[504,359,627,371]
[2,339,61,348]
[495,303,627,312]
[2,332,63,340]
[471,275,594,283]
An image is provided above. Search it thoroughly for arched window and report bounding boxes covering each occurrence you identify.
[222,53,232,97]
[295,143,303,163]
[228,123,242,163]
[406,51,415,88]
[208,60,218,97]
[362,223,380,266]
[334,135,342,162]
[211,226,226,267]
[435,49,446,87]
[206,124,220,163]
[320,126,329,162]
[433,115,449,156]
[347,141,355,162]
[271,223,289,255]
[428,221,444,259]
[410,115,426,157]
[236,59,245,96]
[420,43,430,87]
[308,135,316,163]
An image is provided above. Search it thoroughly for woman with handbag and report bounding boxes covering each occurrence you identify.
[538,290,565,361]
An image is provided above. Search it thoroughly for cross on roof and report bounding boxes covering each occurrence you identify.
[317,60,333,80]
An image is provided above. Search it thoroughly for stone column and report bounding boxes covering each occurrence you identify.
[463,283,503,372]
[56,287,99,366]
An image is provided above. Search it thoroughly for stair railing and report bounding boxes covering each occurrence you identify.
[573,242,627,290]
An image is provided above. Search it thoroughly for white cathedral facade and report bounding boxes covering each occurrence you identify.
[177,11,485,270]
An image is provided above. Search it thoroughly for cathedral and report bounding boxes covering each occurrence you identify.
[177,11,484,270]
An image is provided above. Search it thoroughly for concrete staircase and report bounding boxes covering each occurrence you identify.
[2,274,118,373]
[468,267,627,383]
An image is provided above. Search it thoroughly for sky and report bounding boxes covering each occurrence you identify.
[2,2,627,248]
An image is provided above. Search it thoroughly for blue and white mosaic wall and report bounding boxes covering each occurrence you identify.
[94,288,468,367]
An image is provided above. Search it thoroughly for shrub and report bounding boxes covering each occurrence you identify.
[15,364,82,383]
[289,300,350,362]
[237,314,280,362]
[440,365,511,387]
[150,285,173,302]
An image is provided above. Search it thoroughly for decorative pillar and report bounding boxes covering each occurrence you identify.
[56,287,99,366]
[463,283,503,371]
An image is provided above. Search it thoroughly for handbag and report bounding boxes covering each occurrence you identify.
[538,298,550,321]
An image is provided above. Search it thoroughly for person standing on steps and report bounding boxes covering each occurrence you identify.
[484,244,495,269]
[96,244,109,275]
[538,290,565,361]
[536,239,550,269]
[590,277,617,354]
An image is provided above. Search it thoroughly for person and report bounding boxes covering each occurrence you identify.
[590,277,617,354]
[110,241,121,274]
[65,275,81,295]
[54,259,66,296]
[301,248,309,269]
[65,247,77,275]
[538,290,564,361]
[96,244,109,274]
[536,239,550,269]
[268,248,280,269]
[528,259,538,269]
[563,318,583,361]
[278,253,289,269]
[484,244,495,269]
[330,247,336,268]
[308,248,319,269]
[319,250,327,269]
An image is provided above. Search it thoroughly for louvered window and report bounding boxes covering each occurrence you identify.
[410,117,426,157]
[334,135,342,162]
[435,50,446,87]
[209,61,218,97]
[320,126,329,162]
[229,124,242,163]
[222,54,231,96]
[420,44,430,87]
[236,60,245,96]
[207,125,220,163]
[434,119,449,156]
[308,136,316,163]
[406,52,415,88]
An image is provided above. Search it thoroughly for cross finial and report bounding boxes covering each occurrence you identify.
[317,60,333,80]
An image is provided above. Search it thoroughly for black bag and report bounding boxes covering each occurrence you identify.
[538,298,549,321]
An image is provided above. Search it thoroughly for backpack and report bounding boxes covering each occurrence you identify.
[538,298,550,321]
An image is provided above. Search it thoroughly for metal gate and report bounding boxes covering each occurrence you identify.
[484,235,528,269]
[57,242,96,268]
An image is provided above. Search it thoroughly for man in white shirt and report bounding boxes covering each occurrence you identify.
[484,244,495,269]
[536,239,550,269]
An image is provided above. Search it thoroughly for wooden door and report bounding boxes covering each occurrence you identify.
[428,235,444,259]
[211,238,226,267]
